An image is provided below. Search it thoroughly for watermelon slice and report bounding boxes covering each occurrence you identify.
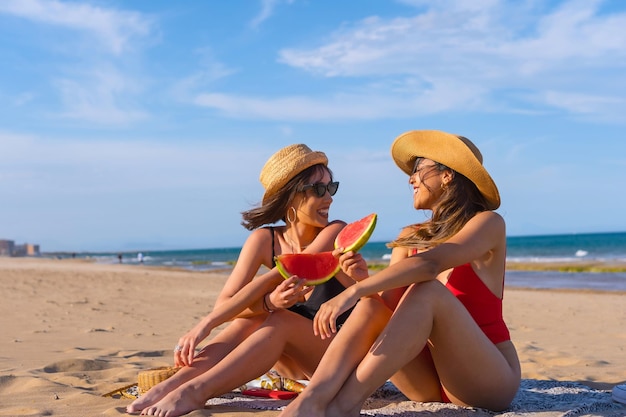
[275,251,340,286]
[334,213,377,253]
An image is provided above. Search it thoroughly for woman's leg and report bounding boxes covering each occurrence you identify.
[138,310,335,417]
[388,346,443,402]
[270,355,304,380]
[127,316,263,413]
[328,281,520,416]
[279,297,392,417]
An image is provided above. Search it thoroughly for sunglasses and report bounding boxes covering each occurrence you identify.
[301,181,339,197]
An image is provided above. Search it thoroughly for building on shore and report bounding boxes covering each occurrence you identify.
[0,239,41,257]
[0,240,14,256]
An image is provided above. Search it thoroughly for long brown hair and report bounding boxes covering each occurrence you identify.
[241,164,334,230]
[388,158,490,250]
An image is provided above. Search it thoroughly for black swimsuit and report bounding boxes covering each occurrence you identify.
[267,227,354,326]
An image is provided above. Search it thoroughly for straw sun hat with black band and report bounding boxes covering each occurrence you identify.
[260,144,328,205]
[391,130,500,210]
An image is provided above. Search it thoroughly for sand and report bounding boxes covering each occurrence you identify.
[0,256,624,417]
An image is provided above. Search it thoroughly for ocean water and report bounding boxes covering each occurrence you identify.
[54,231,626,292]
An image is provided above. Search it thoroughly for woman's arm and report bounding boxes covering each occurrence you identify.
[303,220,347,253]
[176,219,348,364]
[215,227,273,307]
[303,220,356,289]
[379,239,413,310]
[217,220,348,321]
[336,226,415,310]
[176,269,283,365]
[314,211,505,338]
[218,220,348,308]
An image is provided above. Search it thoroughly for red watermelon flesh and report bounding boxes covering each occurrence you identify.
[334,213,377,253]
[275,251,340,286]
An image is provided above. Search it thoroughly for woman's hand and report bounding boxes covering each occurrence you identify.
[334,248,370,282]
[267,276,313,309]
[313,288,359,339]
[174,322,207,367]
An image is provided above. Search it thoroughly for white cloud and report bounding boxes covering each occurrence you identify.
[12,92,36,107]
[396,0,501,11]
[0,0,152,54]
[0,130,266,194]
[250,0,294,28]
[193,77,487,120]
[279,1,626,78]
[268,0,626,121]
[53,66,149,124]
[0,0,156,125]
[171,49,238,102]
[194,92,390,120]
[539,90,625,122]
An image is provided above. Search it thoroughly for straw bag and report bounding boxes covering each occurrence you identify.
[102,366,181,399]
[138,366,181,394]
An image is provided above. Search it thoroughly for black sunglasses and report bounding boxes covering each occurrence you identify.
[301,181,339,197]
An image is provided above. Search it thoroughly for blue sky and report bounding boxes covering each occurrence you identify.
[1,0,625,252]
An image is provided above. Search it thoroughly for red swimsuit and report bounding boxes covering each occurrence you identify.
[440,263,510,403]
[406,245,510,403]
[445,263,510,344]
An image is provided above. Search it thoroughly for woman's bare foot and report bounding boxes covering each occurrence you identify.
[326,400,360,417]
[138,386,206,417]
[278,392,326,417]
[126,376,185,414]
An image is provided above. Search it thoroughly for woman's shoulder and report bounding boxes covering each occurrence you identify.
[460,211,506,248]
[244,226,276,247]
[470,210,505,230]
[312,220,347,241]
[327,219,347,228]
[397,224,419,239]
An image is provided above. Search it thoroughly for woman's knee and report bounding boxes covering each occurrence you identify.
[263,309,310,336]
[352,297,392,325]
[403,280,447,303]
[359,296,390,313]
[326,297,390,343]
[394,281,455,321]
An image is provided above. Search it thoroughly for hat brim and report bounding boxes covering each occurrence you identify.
[391,130,500,210]
[261,151,328,205]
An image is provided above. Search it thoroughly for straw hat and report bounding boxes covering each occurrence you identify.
[260,144,328,204]
[391,130,500,210]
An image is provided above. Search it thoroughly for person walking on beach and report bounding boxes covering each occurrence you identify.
[280,130,521,417]
[127,144,380,416]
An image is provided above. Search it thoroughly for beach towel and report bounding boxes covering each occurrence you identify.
[204,379,626,417]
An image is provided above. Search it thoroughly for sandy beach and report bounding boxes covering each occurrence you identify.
[0,256,624,417]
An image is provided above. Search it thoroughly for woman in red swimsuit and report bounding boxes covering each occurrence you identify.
[280,130,521,417]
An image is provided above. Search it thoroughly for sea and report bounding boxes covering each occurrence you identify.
[52,231,626,292]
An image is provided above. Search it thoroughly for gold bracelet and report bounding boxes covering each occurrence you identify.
[262,293,275,313]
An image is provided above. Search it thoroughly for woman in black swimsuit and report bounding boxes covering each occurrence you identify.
[127,144,380,417]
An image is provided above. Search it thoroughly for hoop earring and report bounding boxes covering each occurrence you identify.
[287,207,297,224]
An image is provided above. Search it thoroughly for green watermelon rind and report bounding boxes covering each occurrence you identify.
[275,252,340,286]
[334,213,377,254]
